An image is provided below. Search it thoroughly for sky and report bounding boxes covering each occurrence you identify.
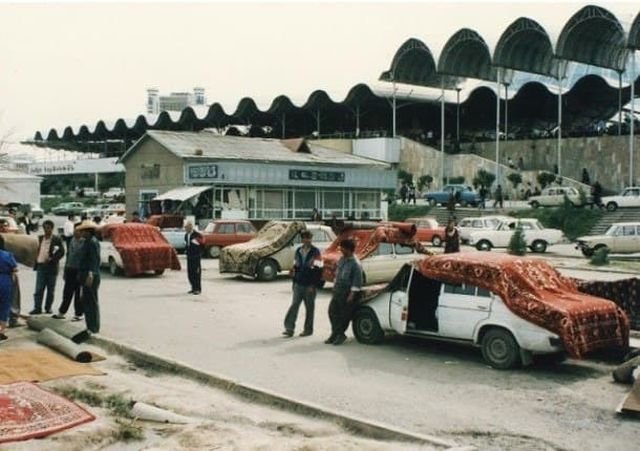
[0,0,638,141]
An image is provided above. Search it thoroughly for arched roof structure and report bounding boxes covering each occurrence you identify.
[628,11,640,49]
[438,28,497,81]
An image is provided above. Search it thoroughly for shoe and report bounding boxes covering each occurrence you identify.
[71,316,83,322]
[324,335,336,344]
[299,331,312,337]
[8,320,23,328]
[188,290,194,294]
[45,309,53,314]
[29,309,42,315]
[332,334,347,346]
[282,330,294,338]
[52,314,65,319]
[0,333,7,342]
[192,291,201,295]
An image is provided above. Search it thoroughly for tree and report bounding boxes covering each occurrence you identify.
[507,172,523,195]
[537,171,556,189]
[473,169,496,190]
[507,223,527,256]
[417,175,433,192]
[398,169,413,185]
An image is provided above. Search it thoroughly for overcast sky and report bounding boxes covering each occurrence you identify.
[0,1,638,141]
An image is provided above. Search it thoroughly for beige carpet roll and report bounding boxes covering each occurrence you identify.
[36,328,93,363]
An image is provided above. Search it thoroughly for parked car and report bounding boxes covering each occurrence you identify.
[322,222,426,285]
[29,204,44,219]
[601,186,640,211]
[351,253,629,369]
[160,228,187,253]
[575,222,640,257]
[51,202,85,216]
[99,223,181,276]
[219,221,336,281]
[528,186,584,208]
[79,187,101,198]
[103,187,125,200]
[423,184,481,207]
[405,217,446,246]
[202,220,257,258]
[82,203,112,218]
[468,218,564,253]
[457,215,511,243]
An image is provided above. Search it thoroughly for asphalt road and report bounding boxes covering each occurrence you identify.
[15,252,638,451]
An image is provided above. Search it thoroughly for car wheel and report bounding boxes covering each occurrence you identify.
[208,246,221,258]
[154,269,165,276]
[606,202,617,212]
[431,235,442,247]
[428,198,436,207]
[352,308,384,344]
[530,201,539,209]
[257,259,278,281]
[594,244,609,254]
[109,258,120,276]
[481,328,521,369]
[581,247,594,258]
[476,240,492,251]
[531,240,547,253]
[460,200,469,207]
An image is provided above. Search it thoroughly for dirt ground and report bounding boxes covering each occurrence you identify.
[2,330,439,451]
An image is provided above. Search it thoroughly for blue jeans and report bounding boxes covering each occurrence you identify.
[284,283,316,334]
[33,266,58,312]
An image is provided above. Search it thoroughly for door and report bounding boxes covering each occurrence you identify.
[214,222,236,247]
[362,242,394,284]
[616,225,638,252]
[436,283,492,340]
[235,222,255,243]
[389,267,412,333]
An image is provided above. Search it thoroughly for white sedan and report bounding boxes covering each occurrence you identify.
[457,215,511,243]
[468,218,564,253]
[602,186,640,211]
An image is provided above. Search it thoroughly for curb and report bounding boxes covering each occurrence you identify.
[90,335,465,450]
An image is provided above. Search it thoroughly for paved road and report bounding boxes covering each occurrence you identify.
[15,252,637,450]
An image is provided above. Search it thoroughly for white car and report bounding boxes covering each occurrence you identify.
[528,186,583,208]
[103,187,125,199]
[468,218,564,253]
[457,215,511,243]
[576,222,640,256]
[602,186,640,211]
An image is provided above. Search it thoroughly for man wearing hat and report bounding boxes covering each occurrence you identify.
[77,220,101,333]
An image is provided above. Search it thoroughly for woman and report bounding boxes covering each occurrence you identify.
[444,219,460,254]
[0,247,18,341]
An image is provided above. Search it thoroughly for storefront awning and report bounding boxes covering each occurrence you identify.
[153,186,210,202]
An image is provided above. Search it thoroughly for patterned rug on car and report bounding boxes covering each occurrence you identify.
[0,381,95,444]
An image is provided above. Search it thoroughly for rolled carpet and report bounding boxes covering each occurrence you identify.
[36,329,93,363]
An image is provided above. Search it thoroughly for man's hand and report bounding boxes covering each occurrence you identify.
[85,273,94,288]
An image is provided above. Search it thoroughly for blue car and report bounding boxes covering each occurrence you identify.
[424,184,481,207]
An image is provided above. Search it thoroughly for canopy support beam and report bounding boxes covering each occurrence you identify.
[440,78,445,187]
[630,51,636,187]
[619,71,623,136]
[281,113,286,139]
[495,68,502,184]
[557,73,563,177]
[392,79,397,138]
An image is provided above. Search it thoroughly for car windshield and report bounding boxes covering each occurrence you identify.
[605,225,619,236]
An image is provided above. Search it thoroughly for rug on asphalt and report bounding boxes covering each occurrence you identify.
[0,348,104,385]
[0,381,95,444]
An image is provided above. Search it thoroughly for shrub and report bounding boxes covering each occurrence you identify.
[417,175,433,192]
[507,172,522,190]
[537,171,557,189]
[473,169,496,190]
[507,223,527,256]
[388,204,432,221]
[590,247,609,266]
[510,204,604,240]
[398,169,413,185]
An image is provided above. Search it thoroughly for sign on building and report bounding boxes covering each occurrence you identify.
[28,157,124,175]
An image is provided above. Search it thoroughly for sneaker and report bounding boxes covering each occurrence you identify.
[71,316,83,322]
[324,335,336,344]
[332,334,347,346]
[52,314,65,319]
[28,309,42,315]
[282,330,294,338]
[45,310,53,314]
[299,331,313,337]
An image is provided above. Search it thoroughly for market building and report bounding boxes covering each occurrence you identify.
[0,168,42,206]
[118,130,396,223]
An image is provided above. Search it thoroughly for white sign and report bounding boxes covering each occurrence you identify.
[28,157,125,175]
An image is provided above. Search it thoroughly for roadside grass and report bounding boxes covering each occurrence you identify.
[510,203,604,241]
[388,204,433,221]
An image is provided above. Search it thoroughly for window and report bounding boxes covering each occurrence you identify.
[394,244,414,255]
[520,223,533,230]
[375,242,394,256]
[443,283,475,296]
[472,220,483,228]
[311,228,329,243]
[459,219,470,227]
[217,223,235,234]
[622,226,636,236]
[237,223,254,233]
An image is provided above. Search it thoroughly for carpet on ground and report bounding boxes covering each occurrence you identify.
[0,348,104,385]
[0,381,95,444]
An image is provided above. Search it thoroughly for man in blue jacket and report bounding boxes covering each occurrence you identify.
[282,230,322,337]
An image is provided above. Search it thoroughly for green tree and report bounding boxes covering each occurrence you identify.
[398,169,413,185]
[473,169,496,190]
[537,171,556,189]
[417,175,433,192]
[508,223,527,256]
[507,172,522,190]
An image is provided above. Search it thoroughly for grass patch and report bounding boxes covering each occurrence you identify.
[113,419,145,442]
[53,385,135,419]
[510,203,604,240]
[388,203,433,221]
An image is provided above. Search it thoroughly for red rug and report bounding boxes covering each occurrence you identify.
[0,381,95,444]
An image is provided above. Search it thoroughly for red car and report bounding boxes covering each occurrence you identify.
[406,217,446,247]
[202,220,257,258]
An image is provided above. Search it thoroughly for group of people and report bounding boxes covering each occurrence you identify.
[0,217,102,344]
[399,182,417,204]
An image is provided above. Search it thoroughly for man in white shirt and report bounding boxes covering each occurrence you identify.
[63,214,75,248]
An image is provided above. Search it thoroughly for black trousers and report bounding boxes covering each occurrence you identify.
[187,257,201,292]
[82,276,100,333]
[328,286,357,337]
[59,267,83,316]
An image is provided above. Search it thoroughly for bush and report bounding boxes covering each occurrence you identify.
[417,175,433,192]
[590,247,609,266]
[511,204,604,240]
[473,169,495,190]
[507,223,527,256]
[388,204,432,221]
[398,169,413,185]
[537,171,556,189]
[507,172,522,189]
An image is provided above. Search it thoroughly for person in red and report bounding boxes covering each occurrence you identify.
[184,221,203,295]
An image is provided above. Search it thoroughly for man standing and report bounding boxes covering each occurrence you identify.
[77,220,101,333]
[185,221,203,295]
[53,223,85,321]
[326,239,363,346]
[30,220,65,315]
[282,230,322,338]
[63,214,75,249]
[493,184,504,209]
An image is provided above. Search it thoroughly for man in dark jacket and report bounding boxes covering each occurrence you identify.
[184,221,203,295]
[77,220,101,333]
[30,220,65,315]
[282,230,322,337]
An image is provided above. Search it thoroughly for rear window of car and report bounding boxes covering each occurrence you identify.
[375,243,394,256]
[311,228,329,242]
[237,223,254,233]
[394,244,414,255]
[217,223,235,234]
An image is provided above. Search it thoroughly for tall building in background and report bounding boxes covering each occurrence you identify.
[146,87,207,114]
